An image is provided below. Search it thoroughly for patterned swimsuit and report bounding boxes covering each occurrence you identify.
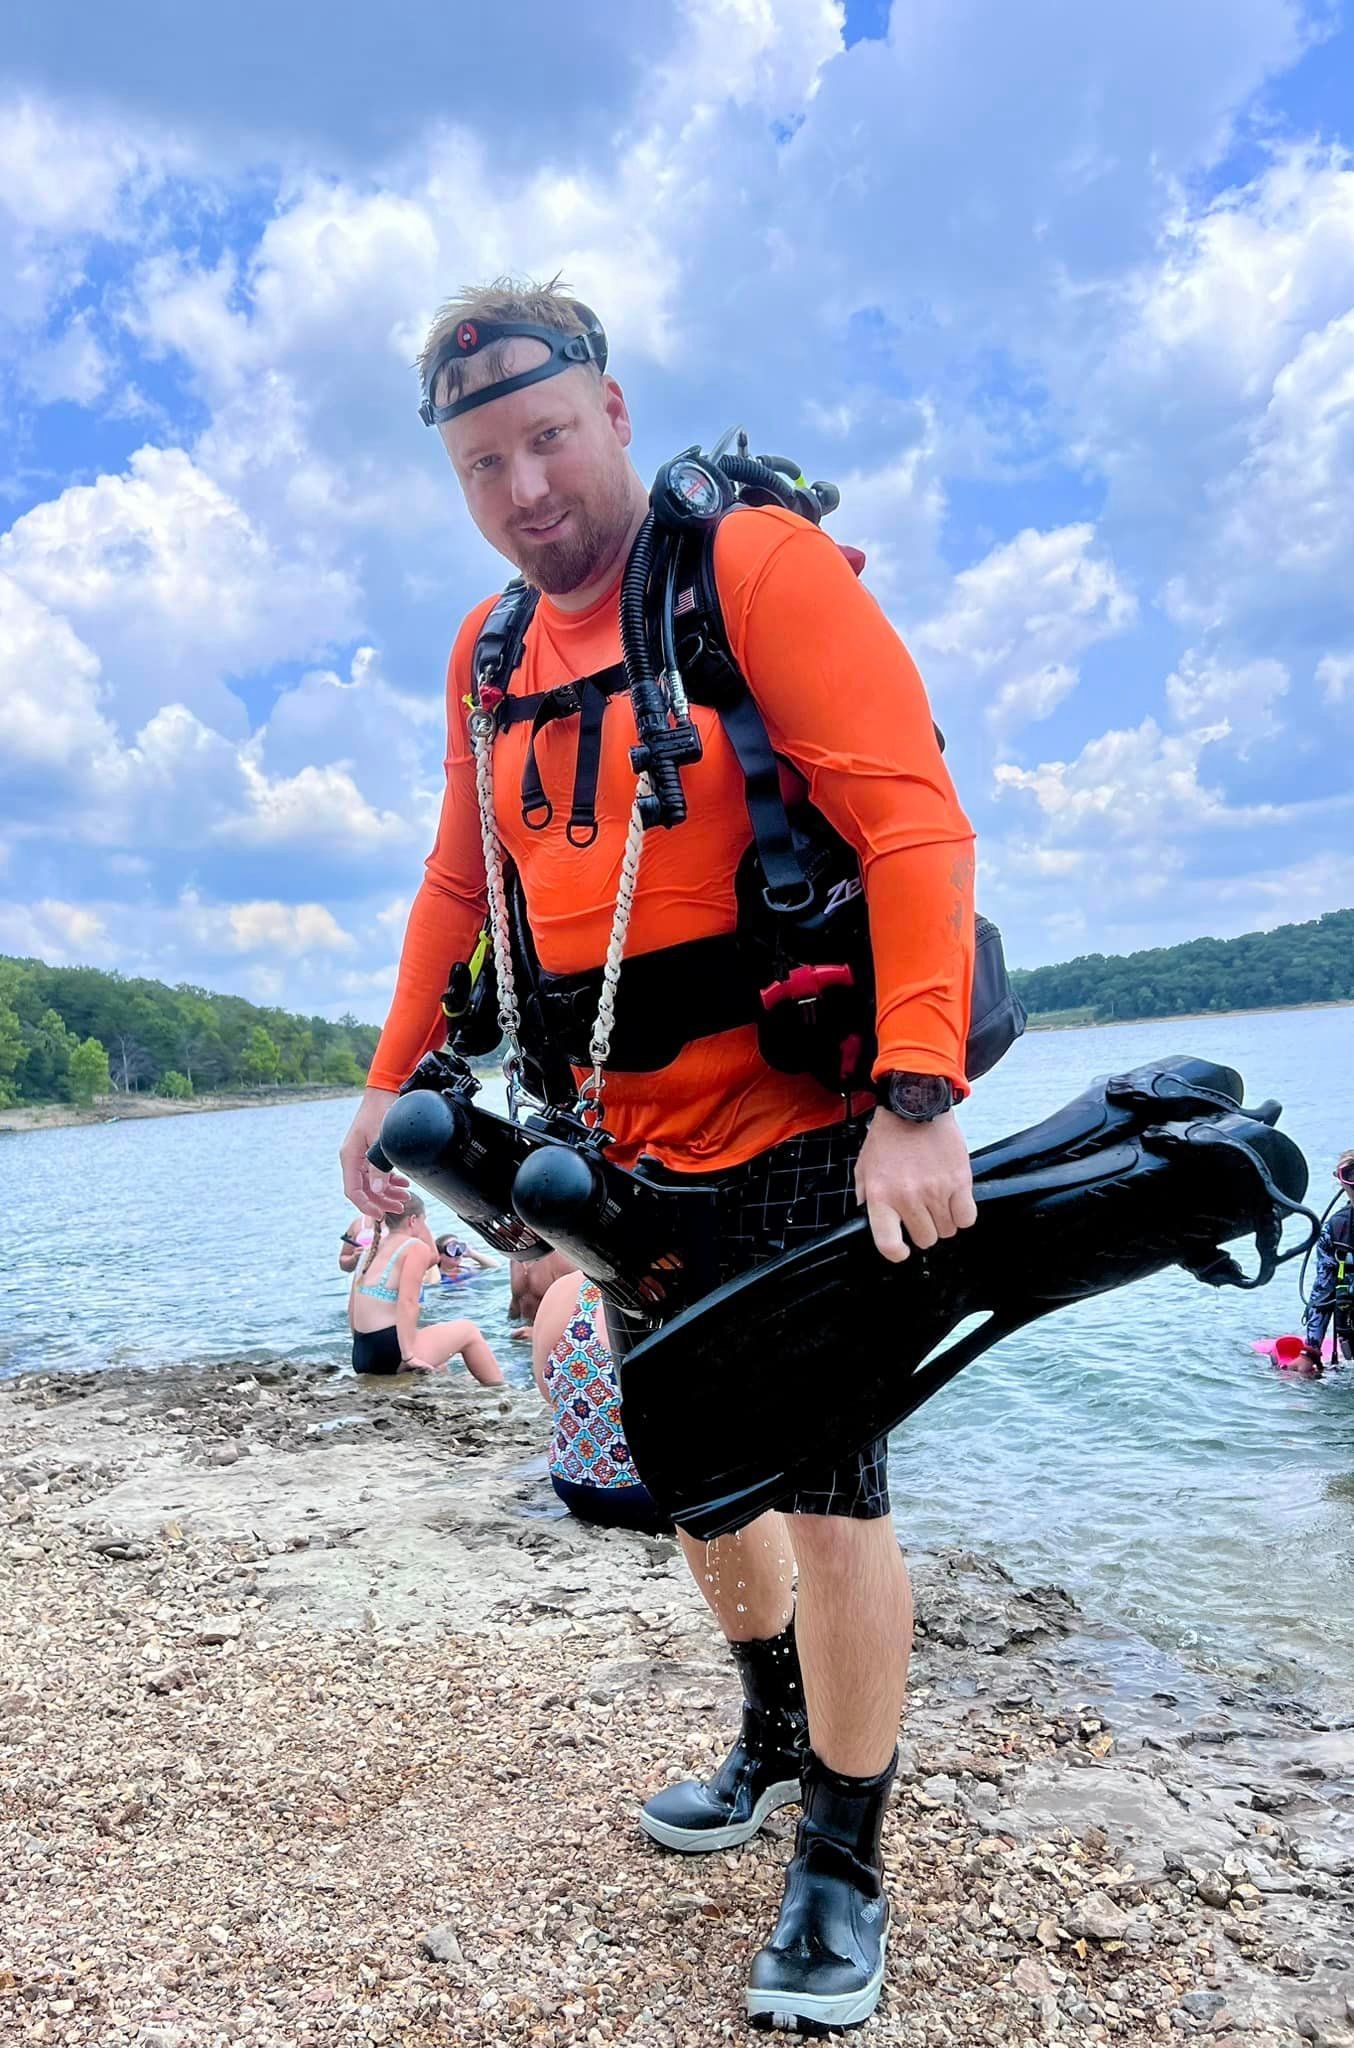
[542,1284,669,1533]
[544,1281,636,1489]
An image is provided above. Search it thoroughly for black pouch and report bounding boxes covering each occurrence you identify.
[966,915,1026,1080]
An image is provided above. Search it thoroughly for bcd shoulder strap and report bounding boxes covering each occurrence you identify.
[472,577,539,698]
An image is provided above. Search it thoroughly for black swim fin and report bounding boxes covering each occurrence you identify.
[619,1093,1312,1540]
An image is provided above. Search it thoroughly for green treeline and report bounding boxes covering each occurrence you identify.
[3,903,1349,1104]
[1011,907,1354,1024]
[0,956,379,1107]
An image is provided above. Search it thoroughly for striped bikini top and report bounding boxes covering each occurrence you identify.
[355,1239,418,1304]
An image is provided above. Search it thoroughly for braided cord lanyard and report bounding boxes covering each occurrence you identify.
[469,700,525,1104]
[469,685,650,1132]
[578,779,651,1130]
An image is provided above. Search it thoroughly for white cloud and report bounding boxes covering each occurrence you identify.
[913,524,1136,736]
[1209,848,1354,926]
[0,599,420,865]
[920,525,1135,673]
[1317,652,1353,702]
[334,962,401,998]
[1216,308,1354,587]
[224,758,411,852]
[229,900,355,953]
[988,662,1080,733]
[0,446,360,733]
[0,898,113,963]
[1164,650,1289,750]
[19,309,110,405]
[1113,146,1354,411]
[1066,148,1354,656]
[0,573,116,776]
[177,891,355,956]
[821,423,948,615]
[0,96,172,332]
[993,715,1249,839]
[658,0,842,116]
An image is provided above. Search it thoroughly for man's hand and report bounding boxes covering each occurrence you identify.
[854,1106,976,1264]
[340,1086,411,1217]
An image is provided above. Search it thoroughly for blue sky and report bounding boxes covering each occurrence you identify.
[2,0,1352,1021]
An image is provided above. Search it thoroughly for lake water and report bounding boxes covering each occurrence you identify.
[3,1007,1352,1706]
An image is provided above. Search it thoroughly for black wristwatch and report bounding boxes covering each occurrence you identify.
[876,1071,956,1122]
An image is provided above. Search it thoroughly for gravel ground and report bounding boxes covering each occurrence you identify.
[1,1360,1351,2048]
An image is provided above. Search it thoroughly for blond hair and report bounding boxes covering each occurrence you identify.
[359,1191,427,1276]
[418,274,597,413]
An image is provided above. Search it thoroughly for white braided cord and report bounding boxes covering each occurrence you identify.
[469,706,522,1064]
[472,690,650,1130]
[584,779,650,1118]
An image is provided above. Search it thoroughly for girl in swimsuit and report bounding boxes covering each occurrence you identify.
[532,1270,670,1534]
[348,1193,504,1382]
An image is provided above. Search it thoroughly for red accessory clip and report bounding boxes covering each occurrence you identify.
[477,682,505,712]
[760,963,854,1010]
[838,1032,864,1084]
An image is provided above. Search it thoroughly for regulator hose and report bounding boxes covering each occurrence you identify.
[619,514,700,828]
[716,453,801,511]
[1298,1188,1343,1309]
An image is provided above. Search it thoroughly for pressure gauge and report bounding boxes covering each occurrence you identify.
[650,453,731,531]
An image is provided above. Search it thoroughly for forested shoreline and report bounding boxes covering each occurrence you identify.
[1011,908,1353,1025]
[0,956,379,1107]
[2,906,1349,1107]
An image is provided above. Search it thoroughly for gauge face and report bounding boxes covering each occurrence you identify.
[663,458,723,521]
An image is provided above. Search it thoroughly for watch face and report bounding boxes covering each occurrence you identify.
[884,1074,952,1119]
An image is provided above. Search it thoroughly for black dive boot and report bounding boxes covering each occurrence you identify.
[639,1621,807,1853]
[745,1748,897,2033]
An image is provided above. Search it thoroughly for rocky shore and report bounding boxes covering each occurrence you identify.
[0,1086,360,1136]
[1,1360,1351,2048]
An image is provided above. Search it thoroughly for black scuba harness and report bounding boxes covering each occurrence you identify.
[445,434,1026,1114]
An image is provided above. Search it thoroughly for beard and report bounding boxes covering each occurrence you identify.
[506,469,634,595]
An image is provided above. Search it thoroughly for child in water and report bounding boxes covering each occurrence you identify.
[532,1271,671,1534]
[427,1234,499,1289]
[349,1192,504,1382]
[1302,1148,1354,1365]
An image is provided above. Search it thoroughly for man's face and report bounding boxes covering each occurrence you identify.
[440,340,637,595]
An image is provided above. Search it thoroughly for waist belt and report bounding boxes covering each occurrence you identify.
[534,934,764,1072]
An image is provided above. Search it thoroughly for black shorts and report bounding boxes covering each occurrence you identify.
[352,1325,402,1375]
[703,1117,890,1523]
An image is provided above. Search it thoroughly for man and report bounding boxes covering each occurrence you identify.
[340,280,977,2032]
[507,1247,575,1338]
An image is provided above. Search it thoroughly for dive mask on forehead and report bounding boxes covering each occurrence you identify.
[418,301,608,426]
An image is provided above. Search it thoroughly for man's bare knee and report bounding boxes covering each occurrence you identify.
[792,1512,898,1574]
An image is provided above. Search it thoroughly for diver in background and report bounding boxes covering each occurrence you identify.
[429,1233,499,1287]
[1303,1148,1354,1363]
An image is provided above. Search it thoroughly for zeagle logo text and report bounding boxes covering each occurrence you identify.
[823,876,864,915]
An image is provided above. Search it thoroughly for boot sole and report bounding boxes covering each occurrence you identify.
[638,1778,801,1854]
[744,1911,888,2033]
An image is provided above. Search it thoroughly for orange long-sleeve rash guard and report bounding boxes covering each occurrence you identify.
[369,505,975,1172]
